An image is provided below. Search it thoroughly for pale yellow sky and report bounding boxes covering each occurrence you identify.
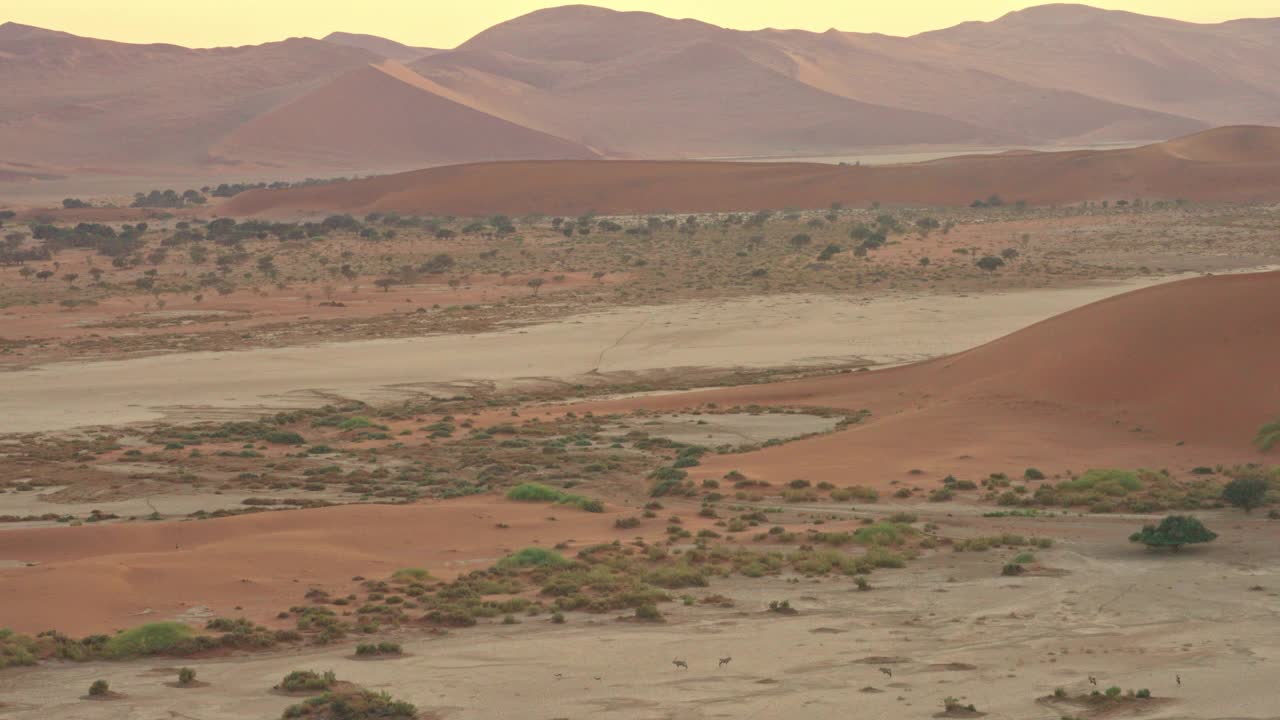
[5,0,1279,48]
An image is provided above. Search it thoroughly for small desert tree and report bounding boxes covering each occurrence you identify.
[1256,418,1280,452]
[1129,515,1217,551]
[527,277,545,295]
[1222,475,1270,512]
[975,255,1005,271]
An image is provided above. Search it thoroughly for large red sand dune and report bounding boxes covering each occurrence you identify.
[212,61,599,168]
[222,125,1280,217]
[549,270,1280,487]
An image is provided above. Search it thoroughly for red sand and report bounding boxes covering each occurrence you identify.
[537,270,1280,486]
[0,498,642,636]
[223,126,1280,217]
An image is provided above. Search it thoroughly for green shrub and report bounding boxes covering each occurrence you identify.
[1105,686,1121,698]
[1129,515,1217,550]
[1255,418,1280,452]
[177,667,196,685]
[1024,468,1046,480]
[853,522,913,546]
[282,689,416,719]
[1136,688,1151,699]
[643,563,708,589]
[0,629,39,669]
[634,604,664,622]
[391,568,431,583]
[1012,552,1035,564]
[506,482,564,502]
[497,547,570,570]
[1222,475,1269,512]
[506,482,603,512]
[104,622,194,658]
[337,416,375,431]
[278,669,336,692]
[1059,469,1142,494]
[88,679,110,696]
[264,431,306,445]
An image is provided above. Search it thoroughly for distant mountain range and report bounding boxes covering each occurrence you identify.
[2,3,1278,178]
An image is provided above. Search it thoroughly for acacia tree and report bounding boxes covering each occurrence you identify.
[1129,515,1217,551]
[1222,475,1270,513]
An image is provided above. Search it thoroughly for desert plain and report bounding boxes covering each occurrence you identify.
[3,4,1280,720]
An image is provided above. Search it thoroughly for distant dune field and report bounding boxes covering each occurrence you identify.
[222,126,1280,216]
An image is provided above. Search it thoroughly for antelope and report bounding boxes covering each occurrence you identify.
[1088,676,1097,686]
[719,657,732,669]
[1176,674,1181,686]
[879,667,893,679]
[672,659,688,670]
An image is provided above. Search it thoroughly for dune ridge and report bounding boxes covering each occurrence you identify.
[223,125,1280,216]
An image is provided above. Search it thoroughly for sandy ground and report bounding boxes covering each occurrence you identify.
[0,498,657,636]
[2,507,1276,720]
[0,273,1205,433]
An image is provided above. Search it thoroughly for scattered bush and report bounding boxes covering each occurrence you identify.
[634,604,664,622]
[506,482,603,512]
[265,431,306,446]
[177,667,197,685]
[355,642,402,656]
[1129,515,1217,550]
[88,679,111,697]
[391,568,432,583]
[282,688,417,719]
[278,669,337,693]
[497,547,570,570]
[104,622,194,658]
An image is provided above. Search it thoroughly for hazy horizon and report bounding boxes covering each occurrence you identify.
[5,0,1279,49]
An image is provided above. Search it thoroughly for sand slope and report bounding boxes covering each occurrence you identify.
[913,4,1280,127]
[0,23,377,173]
[570,270,1280,486]
[321,31,440,62]
[212,61,599,168]
[0,498,635,635]
[223,125,1280,216]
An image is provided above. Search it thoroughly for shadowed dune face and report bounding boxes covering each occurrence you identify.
[211,61,599,168]
[223,125,1280,217]
[547,270,1280,485]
